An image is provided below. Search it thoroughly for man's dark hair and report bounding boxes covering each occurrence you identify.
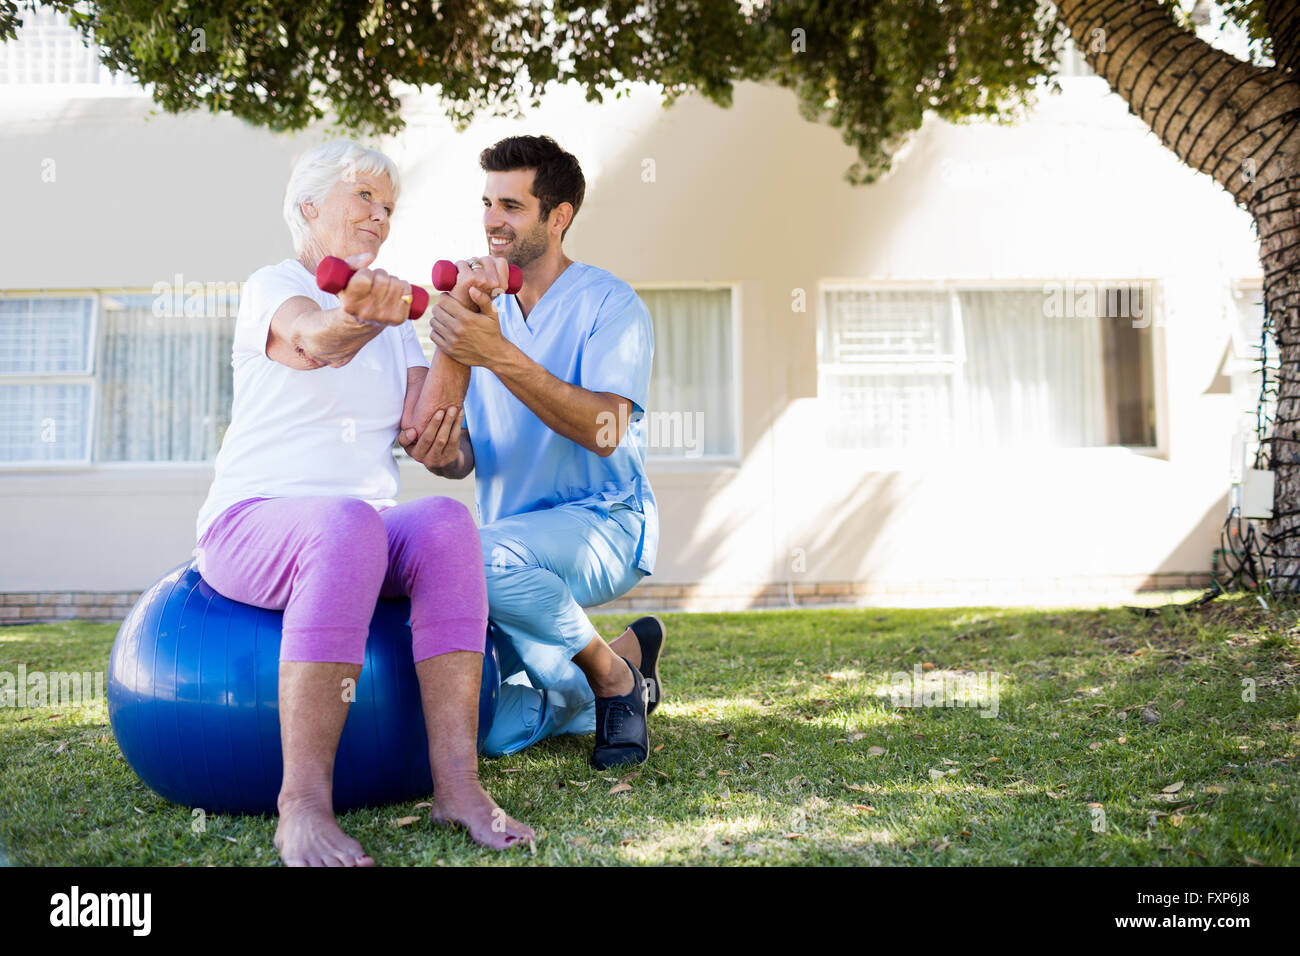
[480,135,586,238]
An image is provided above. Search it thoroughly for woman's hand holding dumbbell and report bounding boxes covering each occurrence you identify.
[316,252,429,322]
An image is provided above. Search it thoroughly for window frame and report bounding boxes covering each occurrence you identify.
[816,277,1168,463]
[0,290,100,468]
[632,280,743,468]
[0,286,240,472]
[0,7,146,95]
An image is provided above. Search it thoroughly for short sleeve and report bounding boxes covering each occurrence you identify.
[580,287,654,415]
[399,319,430,369]
[233,263,319,363]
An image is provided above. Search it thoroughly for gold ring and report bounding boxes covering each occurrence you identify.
[469,259,484,270]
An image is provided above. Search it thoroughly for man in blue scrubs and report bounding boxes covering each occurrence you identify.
[407,135,664,769]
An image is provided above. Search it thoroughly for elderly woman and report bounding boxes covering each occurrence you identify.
[194,140,531,865]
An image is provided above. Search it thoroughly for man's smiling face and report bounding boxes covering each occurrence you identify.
[483,169,552,267]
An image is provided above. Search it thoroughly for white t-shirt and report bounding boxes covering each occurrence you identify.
[195,258,429,542]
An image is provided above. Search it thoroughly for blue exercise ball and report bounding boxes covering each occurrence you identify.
[108,559,499,815]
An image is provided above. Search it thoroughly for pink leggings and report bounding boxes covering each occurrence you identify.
[195,495,488,665]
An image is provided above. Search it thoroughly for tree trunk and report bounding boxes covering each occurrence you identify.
[1056,0,1300,589]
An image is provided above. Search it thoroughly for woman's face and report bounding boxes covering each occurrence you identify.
[304,169,395,259]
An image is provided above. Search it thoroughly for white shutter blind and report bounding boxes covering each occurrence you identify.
[0,384,93,463]
[0,297,94,374]
[820,289,959,449]
[0,296,96,464]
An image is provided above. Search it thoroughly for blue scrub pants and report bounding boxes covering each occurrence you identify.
[478,501,647,756]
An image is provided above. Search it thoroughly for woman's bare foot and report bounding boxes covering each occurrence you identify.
[275,791,375,867]
[430,782,535,849]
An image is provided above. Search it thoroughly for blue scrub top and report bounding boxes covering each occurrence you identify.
[462,261,659,575]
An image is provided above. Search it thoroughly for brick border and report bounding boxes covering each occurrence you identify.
[590,572,1215,611]
[0,572,1215,623]
[0,591,140,624]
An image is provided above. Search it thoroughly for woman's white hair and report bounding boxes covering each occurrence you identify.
[283,140,401,253]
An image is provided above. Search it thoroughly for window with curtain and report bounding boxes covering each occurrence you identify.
[636,287,737,459]
[819,285,1157,450]
[0,296,96,464]
[95,293,235,461]
[0,292,235,465]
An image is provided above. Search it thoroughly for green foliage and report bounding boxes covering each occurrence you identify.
[731,0,1065,182]
[0,2,1280,181]
[1,1,28,41]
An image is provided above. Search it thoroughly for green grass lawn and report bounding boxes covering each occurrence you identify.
[1,597,1297,866]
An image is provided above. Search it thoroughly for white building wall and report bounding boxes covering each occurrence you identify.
[0,68,1262,601]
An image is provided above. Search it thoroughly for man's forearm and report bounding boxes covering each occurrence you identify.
[488,342,622,456]
[407,350,471,438]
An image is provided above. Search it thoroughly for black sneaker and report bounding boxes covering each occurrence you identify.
[627,615,666,715]
[592,658,649,770]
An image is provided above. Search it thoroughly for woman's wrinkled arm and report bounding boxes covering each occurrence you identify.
[401,365,430,434]
[266,296,396,370]
[265,263,411,370]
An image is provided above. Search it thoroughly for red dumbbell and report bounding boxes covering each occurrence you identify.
[431,260,523,296]
[315,256,429,320]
